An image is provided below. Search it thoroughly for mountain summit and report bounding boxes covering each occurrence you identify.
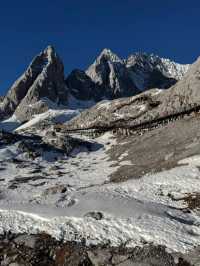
[0,46,190,122]
[66,48,190,102]
[0,46,68,122]
[125,52,190,90]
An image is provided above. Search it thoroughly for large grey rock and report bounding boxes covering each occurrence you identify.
[0,46,68,122]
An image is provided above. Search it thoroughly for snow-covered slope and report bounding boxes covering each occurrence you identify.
[0,130,200,254]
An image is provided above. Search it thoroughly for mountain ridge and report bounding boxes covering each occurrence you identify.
[0,45,191,122]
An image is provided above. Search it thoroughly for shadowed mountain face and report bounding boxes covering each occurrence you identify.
[0,46,68,122]
[66,69,100,101]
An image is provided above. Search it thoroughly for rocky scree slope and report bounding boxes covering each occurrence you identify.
[0,46,68,122]
[0,233,195,266]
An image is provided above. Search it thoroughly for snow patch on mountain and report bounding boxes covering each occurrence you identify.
[15,109,79,133]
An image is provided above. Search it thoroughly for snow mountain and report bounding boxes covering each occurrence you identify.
[0,47,200,265]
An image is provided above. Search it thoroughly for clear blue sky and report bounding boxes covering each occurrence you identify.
[0,0,199,94]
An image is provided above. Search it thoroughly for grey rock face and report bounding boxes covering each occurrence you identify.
[125,52,189,90]
[86,49,140,99]
[86,49,189,94]
[66,69,100,101]
[66,49,189,103]
[65,55,200,131]
[0,46,68,122]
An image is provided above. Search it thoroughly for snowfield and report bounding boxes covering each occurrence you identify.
[0,127,200,253]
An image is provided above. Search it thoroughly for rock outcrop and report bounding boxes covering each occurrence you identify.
[0,46,68,122]
[64,88,161,130]
[0,233,195,266]
[157,56,200,114]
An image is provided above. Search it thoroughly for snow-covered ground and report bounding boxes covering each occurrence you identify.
[0,129,200,253]
[15,109,80,133]
[0,115,21,132]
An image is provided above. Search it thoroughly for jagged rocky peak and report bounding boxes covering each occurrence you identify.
[125,52,189,91]
[0,45,68,122]
[98,48,123,62]
[65,56,200,131]
[67,48,190,102]
[85,48,139,99]
[126,52,190,80]
[86,48,123,83]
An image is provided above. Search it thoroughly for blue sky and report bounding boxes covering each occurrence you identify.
[0,0,199,94]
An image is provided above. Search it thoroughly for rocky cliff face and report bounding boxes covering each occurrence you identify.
[66,69,100,101]
[64,55,199,131]
[125,53,190,90]
[85,49,139,99]
[0,46,190,123]
[66,49,189,102]
[0,46,68,122]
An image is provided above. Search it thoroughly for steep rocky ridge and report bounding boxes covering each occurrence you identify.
[126,52,190,90]
[85,48,139,99]
[0,46,68,122]
[66,49,189,102]
[0,47,190,123]
[64,55,199,132]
